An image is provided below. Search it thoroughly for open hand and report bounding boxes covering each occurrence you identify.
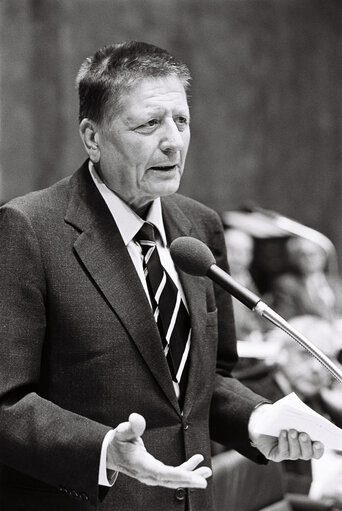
[107,413,212,488]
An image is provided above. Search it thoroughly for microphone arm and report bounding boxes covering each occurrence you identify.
[208,264,342,383]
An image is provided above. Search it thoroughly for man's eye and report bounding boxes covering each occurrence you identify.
[175,117,189,131]
[137,119,160,132]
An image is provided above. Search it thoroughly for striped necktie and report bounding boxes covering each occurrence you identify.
[135,222,191,407]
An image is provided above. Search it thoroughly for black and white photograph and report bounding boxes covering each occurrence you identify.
[0,1,341,510]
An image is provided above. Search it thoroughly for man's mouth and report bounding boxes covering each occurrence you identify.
[149,164,178,171]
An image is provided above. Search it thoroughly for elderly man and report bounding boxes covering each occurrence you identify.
[0,41,323,511]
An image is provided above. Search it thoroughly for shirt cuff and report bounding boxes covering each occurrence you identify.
[248,401,272,444]
[98,429,118,487]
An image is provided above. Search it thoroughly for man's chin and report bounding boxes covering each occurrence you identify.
[152,178,181,198]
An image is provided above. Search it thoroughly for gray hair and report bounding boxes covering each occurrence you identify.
[75,41,191,126]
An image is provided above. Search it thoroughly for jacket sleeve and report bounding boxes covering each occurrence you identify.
[206,211,268,462]
[0,205,111,507]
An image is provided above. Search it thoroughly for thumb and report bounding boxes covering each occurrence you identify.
[115,413,146,442]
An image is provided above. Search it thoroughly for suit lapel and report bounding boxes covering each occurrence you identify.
[64,164,180,413]
[64,165,208,416]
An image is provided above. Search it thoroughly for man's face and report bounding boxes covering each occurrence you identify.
[224,230,254,274]
[279,318,338,399]
[281,346,333,399]
[288,240,327,275]
[96,76,190,212]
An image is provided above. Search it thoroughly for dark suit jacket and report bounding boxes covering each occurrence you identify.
[0,161,265,510]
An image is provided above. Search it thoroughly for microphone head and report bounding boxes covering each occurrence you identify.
[170,236,216,276]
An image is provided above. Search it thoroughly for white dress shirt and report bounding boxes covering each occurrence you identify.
[88,163,190,485]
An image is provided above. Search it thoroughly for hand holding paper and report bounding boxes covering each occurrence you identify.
[253,393,342,450]
[248,393,330,462]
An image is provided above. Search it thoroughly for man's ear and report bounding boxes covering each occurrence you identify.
[79,119,100,163]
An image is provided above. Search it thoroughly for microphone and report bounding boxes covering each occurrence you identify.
[170,236,342,383]
[169,236,261,310]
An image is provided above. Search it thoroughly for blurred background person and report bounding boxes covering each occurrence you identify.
[211,313,342,510]
[271,237,342,322]
[270,315,342,410]
[223,226,285,402]
[221,224,342,500]
[224,227,265,341]
[267,315,342,501]
[220,233,342,498]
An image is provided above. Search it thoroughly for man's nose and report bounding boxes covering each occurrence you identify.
[159,120,184,153]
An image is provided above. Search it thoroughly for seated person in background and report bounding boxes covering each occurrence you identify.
[224,227,284,402]
[211,315,341,509]
[224,227,265,340]
[271,237,342,322]
[269,315,342,420]
[268,315,342,503]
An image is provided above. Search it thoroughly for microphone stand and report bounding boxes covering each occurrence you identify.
[254,302,342,384]
[208,265,342,384]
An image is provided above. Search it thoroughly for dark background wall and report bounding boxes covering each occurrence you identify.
[1,0,341,263]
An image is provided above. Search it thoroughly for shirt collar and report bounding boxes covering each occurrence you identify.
[88,161,167,247]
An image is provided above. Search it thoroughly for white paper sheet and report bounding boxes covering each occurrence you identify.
[253,392,342,450]
[236,339,280,359]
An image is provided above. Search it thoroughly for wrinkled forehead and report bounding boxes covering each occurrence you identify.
[105,75,189,123]
[123,75,187,102]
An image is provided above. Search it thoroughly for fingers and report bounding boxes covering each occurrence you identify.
[292,431,324,460]
[129,413,146,437]
[179,454,212,480]
[135,451,211,489]
[179,454,204,471]
[297,432,313,460]
[146,458,211,489]
[278,429,324,460]
[194,466,213,479]
[111,415,211,490]
[312,441,324,459]
[115,413,146,442]
[288,430,302,459]
[277,430,291,458]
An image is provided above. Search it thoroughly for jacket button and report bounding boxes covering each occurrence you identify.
[175,487,186,501]
[183,422,189,430]
[81,492,89,501]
